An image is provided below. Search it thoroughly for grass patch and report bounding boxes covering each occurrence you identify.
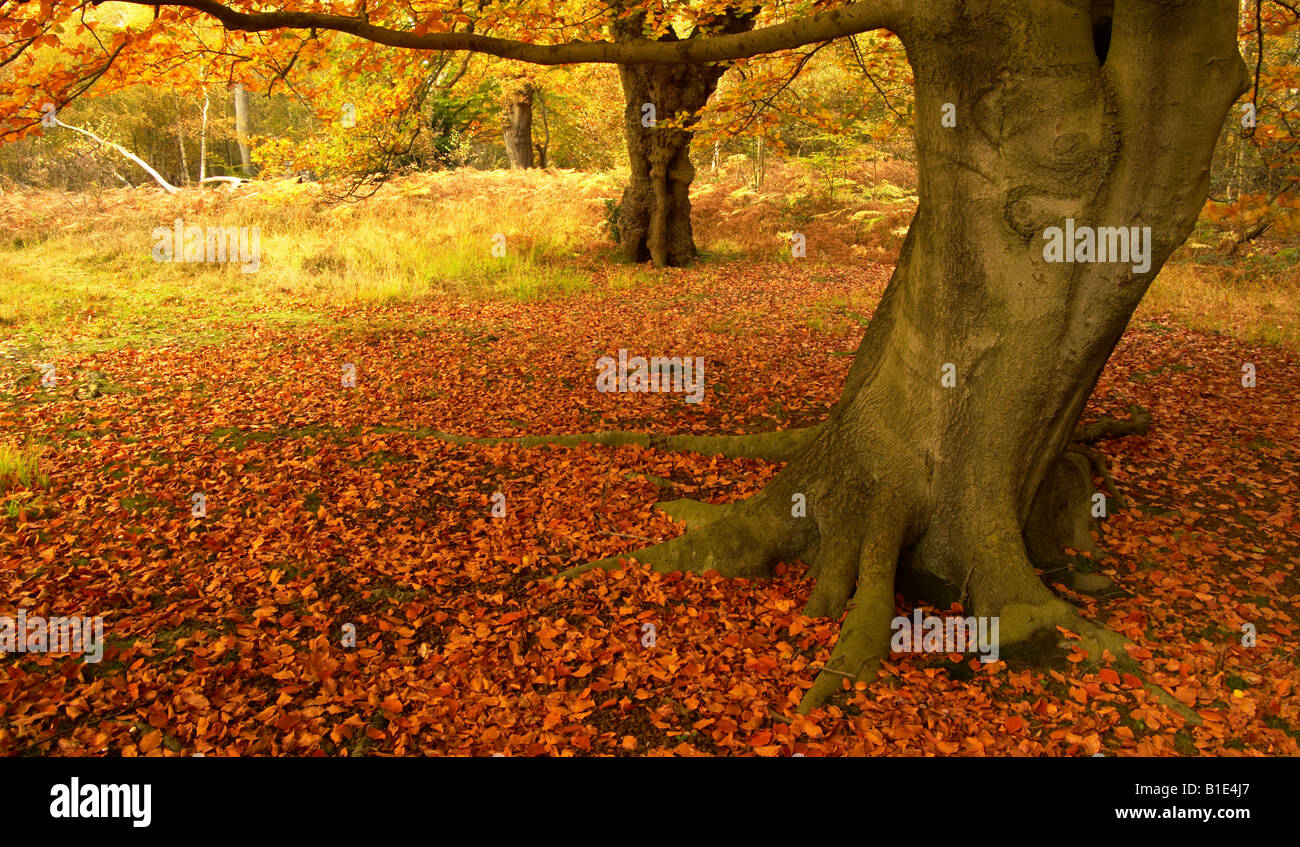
[0,441,47,492]
[0,169,619,355]
[1139,259,1300,347]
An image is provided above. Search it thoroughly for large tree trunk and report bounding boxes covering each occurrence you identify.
[592,0,1248,711]
[502,81,535,169]
[613,10,756,267]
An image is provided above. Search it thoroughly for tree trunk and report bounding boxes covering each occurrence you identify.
[613,10,756,267]
[594,0,1248,712]
[199,88,209,183]
[502,81,535,168]
[233,83,253,176]
[176,120,190,186]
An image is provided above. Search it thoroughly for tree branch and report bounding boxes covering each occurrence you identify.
[107,0,922,65]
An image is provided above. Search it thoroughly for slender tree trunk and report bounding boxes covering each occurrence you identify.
[613,9,756,267]
[233,83,253,176]
[595,0,1249,712]
[176,121,189,186]
[199,89,209,183]
[502,81,535,168]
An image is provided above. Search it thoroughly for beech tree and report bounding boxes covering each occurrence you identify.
[501,78,535,168]
[2,0,1250,712]
[610,4,757,265]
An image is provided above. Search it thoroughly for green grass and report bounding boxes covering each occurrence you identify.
[0,169,619,356]
[0,441,47,492]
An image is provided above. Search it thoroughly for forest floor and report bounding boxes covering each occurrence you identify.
[1,170,1297,755]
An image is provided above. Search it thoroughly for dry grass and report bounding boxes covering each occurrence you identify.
[1,162,1295,356]
[1140,246,1300,348]
[0,168,621,351]
[692,153,917,265]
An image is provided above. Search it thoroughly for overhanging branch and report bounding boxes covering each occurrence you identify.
[106,0,922,65]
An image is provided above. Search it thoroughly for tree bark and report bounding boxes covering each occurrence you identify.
[613,10,756,267]
[581,0,1249,712]
[502,81,535,168]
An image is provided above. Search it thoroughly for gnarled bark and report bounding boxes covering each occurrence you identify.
[502,81,535,168]
[612,10,756,266]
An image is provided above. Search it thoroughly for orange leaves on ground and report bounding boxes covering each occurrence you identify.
[0,261,1296,757]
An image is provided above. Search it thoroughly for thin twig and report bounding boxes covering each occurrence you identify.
[809,664,857,679]
[596,530,656,543]
[767,708,794,724]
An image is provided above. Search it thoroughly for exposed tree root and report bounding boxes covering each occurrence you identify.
[1068,442,1128,510]
[1071,403,1151,444]
[1054,405,1149,513]
[428,425,820,462]
[451,400,1187,726]
[800,530,862,620]
[997,598,1202,726]
[554,485,811,581]
[206,421,819,463]
[562,474,1201,727]
[798,517,904,713]
[653,498,729,530]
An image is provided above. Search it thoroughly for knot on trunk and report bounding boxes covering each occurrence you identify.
[1001,185,1083,241]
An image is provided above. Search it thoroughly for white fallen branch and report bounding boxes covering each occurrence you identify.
[199,176,249,186]
[200,176,250,193]
[53,118,180,194]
